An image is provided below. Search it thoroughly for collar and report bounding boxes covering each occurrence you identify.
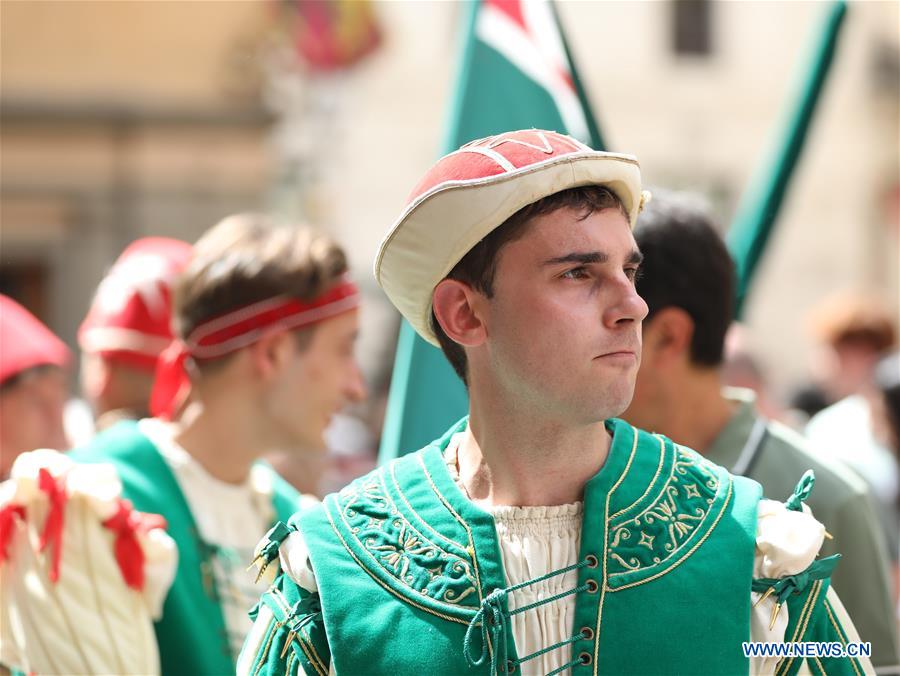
[706,387,760,469]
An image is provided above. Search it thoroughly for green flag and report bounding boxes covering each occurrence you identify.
[379,0,604,462]
[728,1,848,318]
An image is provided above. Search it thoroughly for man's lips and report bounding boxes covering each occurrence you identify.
[594,349,638,361]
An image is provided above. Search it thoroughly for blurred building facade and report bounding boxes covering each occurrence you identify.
[2,0,898,401]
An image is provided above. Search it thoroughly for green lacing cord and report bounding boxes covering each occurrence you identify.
[247,521,293,582]
[752,554,841,606]
[463,558,592,674]
[279,598,323,659]
[546,654,585,676]
[516,631,585,672]
[510,581,591,617]
[784,470,815,512]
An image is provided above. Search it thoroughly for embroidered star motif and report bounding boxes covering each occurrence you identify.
[638,532,655,549]
[684,483,701,499]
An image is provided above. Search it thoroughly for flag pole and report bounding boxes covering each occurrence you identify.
[549,1,605,151]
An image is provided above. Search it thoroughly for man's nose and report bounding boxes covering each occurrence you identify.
[345,361,367,404]
[604,278,649,327]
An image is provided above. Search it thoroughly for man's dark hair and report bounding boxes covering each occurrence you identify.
[430,185,627,385]
[632,191,734,367]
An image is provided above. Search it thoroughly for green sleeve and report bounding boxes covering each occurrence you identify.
[776,582,871,676]
[238,573,331,676]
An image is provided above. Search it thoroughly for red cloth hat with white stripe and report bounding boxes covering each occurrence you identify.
[0,295,71,385]
[374,129,647,345]
[78,237,192,372]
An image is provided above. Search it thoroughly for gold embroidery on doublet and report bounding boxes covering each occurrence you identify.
[606,440,728,587]
[333,467,480,609]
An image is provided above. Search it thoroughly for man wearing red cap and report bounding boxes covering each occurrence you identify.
[0,295,71,477]
[241,130,870,675]
[78,237,192,431]
[1,214,366,675]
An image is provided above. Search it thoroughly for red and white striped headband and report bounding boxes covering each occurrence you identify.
[149,277,359,419]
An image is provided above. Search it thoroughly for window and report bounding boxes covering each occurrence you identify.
[671,0,712,56]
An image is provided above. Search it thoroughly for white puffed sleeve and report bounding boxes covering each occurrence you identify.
[0,449,177,675]
[749,498,824,675]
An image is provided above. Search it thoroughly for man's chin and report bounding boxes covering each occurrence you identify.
[277,429,328,455]
[587,382,637,421]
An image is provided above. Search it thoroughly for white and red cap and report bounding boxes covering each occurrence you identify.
[374,129,647,346]
[77,237,192,372]
[0,295,71,385]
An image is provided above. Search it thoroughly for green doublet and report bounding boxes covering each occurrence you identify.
[250,418,751,674]
[244,417,866,675]
[68,420,300,675]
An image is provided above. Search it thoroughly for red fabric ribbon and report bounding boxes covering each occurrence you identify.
[150,278,359,420]
[37,468,67,583]
[102,498,167,591]
[148,341,192,422]
[0,504,26,563]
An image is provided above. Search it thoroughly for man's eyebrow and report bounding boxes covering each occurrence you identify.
[540,249,644,266]
[541,251,609,266]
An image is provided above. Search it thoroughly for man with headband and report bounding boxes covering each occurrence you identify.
[240,130,869,675]
[0,214,365,675]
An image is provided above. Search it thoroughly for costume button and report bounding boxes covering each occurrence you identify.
[578,652,593,666]
[585,579,599,593]
[580,626,594,640]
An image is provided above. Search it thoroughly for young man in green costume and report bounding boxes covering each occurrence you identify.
[0,214,366,675]
[623,191,898,671]
[240,130,872,675]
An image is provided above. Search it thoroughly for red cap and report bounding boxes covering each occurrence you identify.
[78,237,192,372]
[0,295,71,385]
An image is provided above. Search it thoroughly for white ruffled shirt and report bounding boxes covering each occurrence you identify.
[138,418,285,660]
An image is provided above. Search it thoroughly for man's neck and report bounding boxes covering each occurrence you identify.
[457,393,611,507]
[172,402,261,484]
[654,370,736,455]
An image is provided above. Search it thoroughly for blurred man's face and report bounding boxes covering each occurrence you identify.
[477,206,647,424]
[266,310,366,451]
[826,339,883,400]
[0,366,69,476]
[621,316,667,432]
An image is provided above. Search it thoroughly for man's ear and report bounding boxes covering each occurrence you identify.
[432,279,488,347]
[249,330,295,381]
[80,353,113,406]
[644,307,695,368]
